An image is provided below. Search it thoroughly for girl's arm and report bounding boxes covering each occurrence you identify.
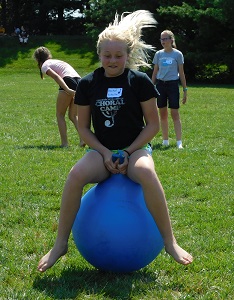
[124,97,159,155]
[46,69,75,97]
[77,105,122,173]
[151,65,159,85]
[77,105,103,151]
[178,64,187,104]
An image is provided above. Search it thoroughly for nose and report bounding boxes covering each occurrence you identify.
[109,56,116,63]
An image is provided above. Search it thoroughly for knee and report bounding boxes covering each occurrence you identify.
[159,110,168,121]
[170,110,180,121]
[160,115,168,122]
[67,164,87,187]
[56,112,65,119]
[68,113,78,123]
[131,166,156,185]
[67,166,79,182]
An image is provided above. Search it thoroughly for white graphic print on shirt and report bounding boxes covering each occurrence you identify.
[95,88,125,128]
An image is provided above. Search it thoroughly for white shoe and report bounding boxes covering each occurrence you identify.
[162,140,169,146]
[177,141,183,149]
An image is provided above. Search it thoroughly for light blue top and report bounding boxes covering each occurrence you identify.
[152,49,184,81]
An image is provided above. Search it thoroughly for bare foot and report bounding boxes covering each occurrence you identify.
[37,244,68,272]
[165,242,193,265]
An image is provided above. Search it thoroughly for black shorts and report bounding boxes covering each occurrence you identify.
[59,76,80,91]
[156,79,180,109]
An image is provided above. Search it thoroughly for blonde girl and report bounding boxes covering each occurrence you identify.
[38,11,193,272]
[151,30,188,149]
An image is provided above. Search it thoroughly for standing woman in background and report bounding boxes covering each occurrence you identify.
[151,30,187,149]
[33,47,85,147]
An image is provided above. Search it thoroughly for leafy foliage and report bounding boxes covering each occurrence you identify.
[155,0,234,83]
[0,0,233,82]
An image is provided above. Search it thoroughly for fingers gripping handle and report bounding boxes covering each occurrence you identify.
[112,150,125,164]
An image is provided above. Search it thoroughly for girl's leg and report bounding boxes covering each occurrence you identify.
[159,107,169,144]
[127,150,193,265]
[56,91,71,147]
[170,108,183,147]
[68,100,85,147]
[37,151,110,272]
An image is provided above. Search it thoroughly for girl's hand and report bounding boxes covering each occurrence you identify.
[117,152,128,175]
[103,152,119,174]
[182,91,187,104]
[67,89,76,97]
[103,151,128,174]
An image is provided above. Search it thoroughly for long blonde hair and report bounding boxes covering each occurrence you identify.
[97,10,157,70]
[33,46,52,79]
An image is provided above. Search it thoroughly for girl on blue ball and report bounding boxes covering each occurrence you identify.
[38,10,193,272]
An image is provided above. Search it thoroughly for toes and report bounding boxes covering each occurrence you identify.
[181,254,193,265]
[37,264,45,272]
[37,260,47,272]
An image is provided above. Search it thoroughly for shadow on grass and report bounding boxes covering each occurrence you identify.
[16,144,63,150]
[17,143,176,151]
[18,143,175,152]
[33,267,162,299]
[0,35,97,68]
[152,143,172,151]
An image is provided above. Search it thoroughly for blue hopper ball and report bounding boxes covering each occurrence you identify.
[72,174,164,273]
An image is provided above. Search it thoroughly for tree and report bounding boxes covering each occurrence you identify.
[84,0,159,39]
[0,0,87,35]
[0,0,233,82]
[0,0,7,28]
[156,0,234,82]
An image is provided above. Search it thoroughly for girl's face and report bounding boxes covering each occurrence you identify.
[160,32,172,48]
[99,40,128,77]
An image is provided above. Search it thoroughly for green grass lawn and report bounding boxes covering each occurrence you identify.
[0,36,233,299]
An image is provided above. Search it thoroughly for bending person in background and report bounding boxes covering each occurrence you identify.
[37,11,193,273]
[152,30,187,149]
[33,47,85,147]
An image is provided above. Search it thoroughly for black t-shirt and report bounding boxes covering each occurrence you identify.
[75,67,158,149]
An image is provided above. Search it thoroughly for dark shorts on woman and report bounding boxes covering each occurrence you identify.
[156,79,180,109]
[59,76,80,91]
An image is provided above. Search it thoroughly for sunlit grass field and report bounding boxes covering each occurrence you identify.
[0,36,233,299]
